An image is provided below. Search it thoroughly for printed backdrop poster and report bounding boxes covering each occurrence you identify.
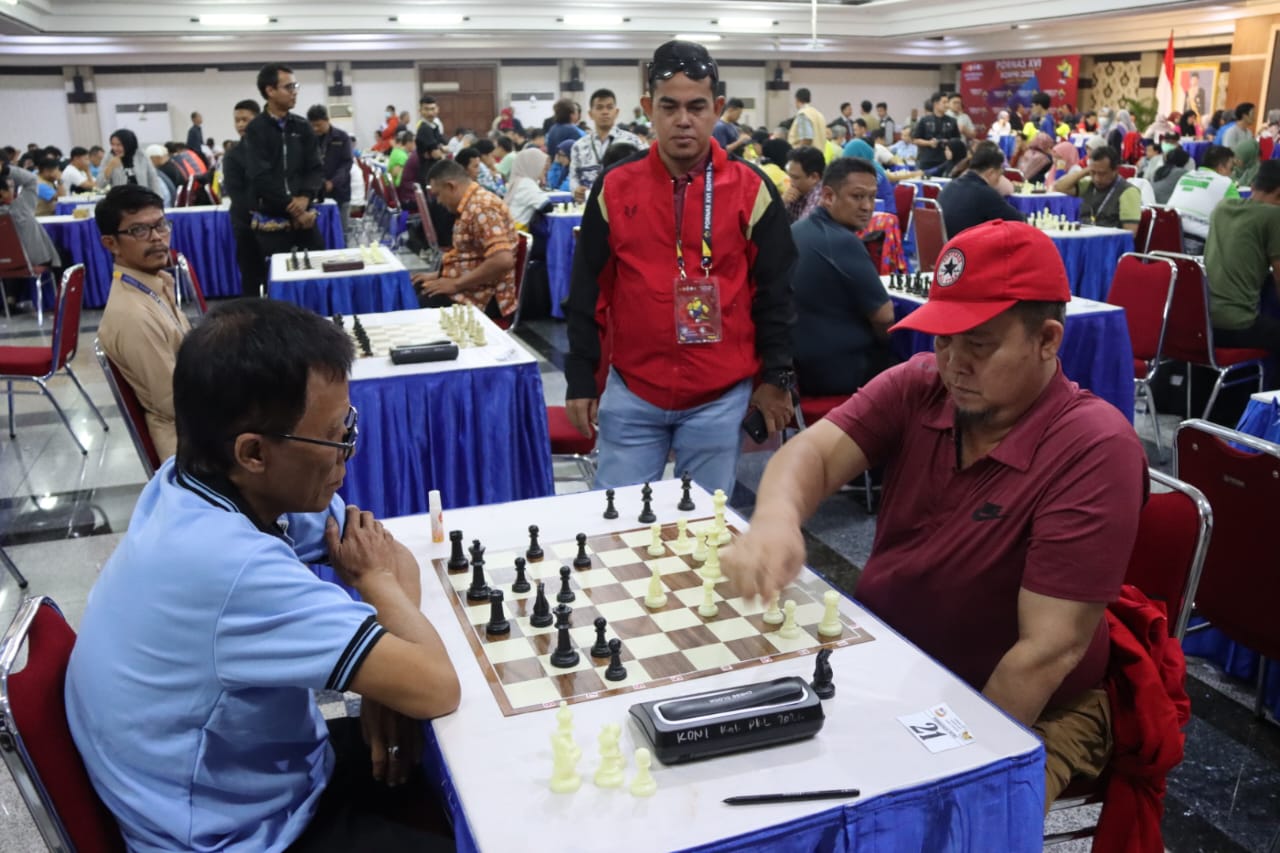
[960,55,1080,136]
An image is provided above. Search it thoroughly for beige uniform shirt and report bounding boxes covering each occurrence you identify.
[98,264,191,462]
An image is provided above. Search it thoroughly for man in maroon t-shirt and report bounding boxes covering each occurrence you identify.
[724,220,1148,808]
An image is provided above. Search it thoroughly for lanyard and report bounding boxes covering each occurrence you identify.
[1088,179,1122,224]
[590,132,611,165]
[675,158,714,279]
[117,271,184,331]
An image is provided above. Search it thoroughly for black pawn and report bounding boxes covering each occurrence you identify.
[527,524,544,561]
[550,605,579,668]
[604,638,627,682]
[678,472,696,511]
[556,565,576,603]
[572,533,591,569]
[466,551,490,602]
[486,589,510,635]
[529,581,553,628]
[303,248,312,270]
[603,489,619,520]
[289,246,299,270]
[638,483,656,524]
[446,530,468,572]
[590,616,610,659]
[511,557,530,593]
[811,648,835,700]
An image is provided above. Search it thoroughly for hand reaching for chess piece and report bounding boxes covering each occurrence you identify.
[720,513,806,602]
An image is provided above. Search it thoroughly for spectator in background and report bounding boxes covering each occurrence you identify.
[1222,103,1256,151]
[0,162,60,308]
[830,102,856,139]
[61,147,96,193]
[494,135,517,180]
[473,138,507,196]
[222,98,265,295]
[186,111,207,167]
[938,141,1025,237]
[308,104,353,248]
[858,100,880,134]
[913,94,958,174]
[1016,132,1056,184]
[1150,148,1192,205]
[789,88,827,147]
[148,145,185,196]
[88,145,105,179]
[33,157,64,216]
[783,145,825,223]
[827,124,849,163]
[97,129,167,201]
[1031,92,1056,137]
[714,98,751,155]
[372,104,398,153]
[988,110,1013,138]
[386,130,414,187]
[503,148,551,227]
[570,88,646,202]
[546,98,585,157]
[415,97,448,164]
[841,139,896,217]
[948,94,976,141]
[758,138,792,194]
[546,140,573,191]
[876,102,896,142]
[1169,144,1241,253]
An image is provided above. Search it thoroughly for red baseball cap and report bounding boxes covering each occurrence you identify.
[889,220,1071,336]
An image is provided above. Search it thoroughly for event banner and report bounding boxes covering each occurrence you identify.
[959,55,1080,135]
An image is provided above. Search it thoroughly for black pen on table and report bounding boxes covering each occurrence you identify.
[723,788,861,806]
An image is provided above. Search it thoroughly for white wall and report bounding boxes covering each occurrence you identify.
[0,74,73,150]
[786,67,943,133]
[581,64,645,122]
[497,63,559,128]
[720,66,768,129]
[348,67,419,152]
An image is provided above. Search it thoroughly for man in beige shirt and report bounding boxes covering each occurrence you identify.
[95,185,191,461]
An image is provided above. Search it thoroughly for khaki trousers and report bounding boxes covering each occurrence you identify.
[1032,687,1113,813]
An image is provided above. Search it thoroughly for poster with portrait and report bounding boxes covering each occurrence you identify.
[1175,63,1218,122]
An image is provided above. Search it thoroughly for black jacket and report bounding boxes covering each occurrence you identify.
[242,111,323,217]
[221,142,251,223]
[316,126,353,205]
[937,171,1025,238]
[912,113,959,170]
[415,121,447,162]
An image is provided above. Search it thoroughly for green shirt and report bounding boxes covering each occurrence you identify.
[1204,199,1280,330]
[387,148,409,186]
[1075,176,1142,227]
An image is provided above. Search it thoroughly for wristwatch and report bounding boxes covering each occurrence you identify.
[761,368,797,393]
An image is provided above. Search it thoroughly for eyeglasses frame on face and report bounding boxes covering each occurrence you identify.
[275,82,302,92]
[263,405,359,461]
[114,218,173,240]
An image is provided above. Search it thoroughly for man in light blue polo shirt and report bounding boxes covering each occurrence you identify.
[65,299,461,852]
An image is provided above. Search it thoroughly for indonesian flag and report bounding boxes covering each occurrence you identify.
[1157,31,1175,117]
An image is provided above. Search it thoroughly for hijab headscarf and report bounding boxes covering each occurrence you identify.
[504,148,551,226]
[760,139,791,166]
[1233,137,1260,187]
[1016,132,1055,181]
[111,129,139,174]
[1153,147,1190,183]
[498,107,516,132]
[1113,110,1136,134]
[1052,141,1079,171]
[842,139,884,177]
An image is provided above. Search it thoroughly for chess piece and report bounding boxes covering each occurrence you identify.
[604,638,627,681]
[674,518,690,553]
[572,532,591,569]
[550,702,582,793]
[590,616,611,659]
[762,596,785,625]
[527,524,544,560]
[712,489,731,545]
[630,748,657,797]
[647,523,665,557]
[549,604,580,668]
[817,590,843,638]
[511,556,531,594]
[700,540,722,581]
[779,600,800,639]
[289,246,299,271]
[692,528,708,563]
[698,576,718,618]
[677,472,696,511]
[446,530,468,572]
[603,488,619,520]
[643,565,668,609]
[593,723,625,788]
[556,565,576,603]
[303,248,312,270]
[466,546,490,602]
[529,580,554,628]
[811,648,835,700]
[486,589,510,635]
[638,483,656,524]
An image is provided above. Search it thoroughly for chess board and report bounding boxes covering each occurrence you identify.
[432,520,876,717]
[345,322,446,358]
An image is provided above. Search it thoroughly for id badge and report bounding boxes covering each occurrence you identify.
[674,276,723,344]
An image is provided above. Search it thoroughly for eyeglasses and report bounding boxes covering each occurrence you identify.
[647,56,719,87]
[114,218,172,240]
[265,405,359,461]
[277,82,302,92]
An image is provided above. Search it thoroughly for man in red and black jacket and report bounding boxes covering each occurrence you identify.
[564,39,796,497]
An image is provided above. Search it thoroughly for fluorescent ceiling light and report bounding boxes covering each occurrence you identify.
[676,34,721,42]
[717,17,775,32]
[563,14,623,26]
[198,14,270,27]
[398,14,464,26]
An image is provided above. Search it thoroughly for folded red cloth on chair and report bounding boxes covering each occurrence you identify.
[1094,584,1191,853]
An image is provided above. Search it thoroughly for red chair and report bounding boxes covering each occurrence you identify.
[1175,419,1280,715]
[95,339,160,477]
[1152,251,1266,420]
[1122,131,1144,164]
[498,231,532,331]
[893,183,916,237]
[0,596,126,852]
[1117,164,1138,179]
[1141,206,1184,254]
[1003,168,1025,184]
[169,249,208,315]
[546,309,612,485]
[912,199,947,273]
[1104,253,1178,456]
[919,181,942,201]
[861,231,886,271]
[0,266,107,455]
[0,211,56,326]
[1260,137,1275,161]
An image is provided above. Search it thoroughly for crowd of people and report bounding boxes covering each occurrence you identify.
[4,36,1279,851]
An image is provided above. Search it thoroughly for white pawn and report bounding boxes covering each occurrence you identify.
[630,747,657,797]
[550,732,582,793]
[817,590,843,638]
[779,599,800,639]
[712,489,731,545]
[644,564,668,609]
[700,539,721,581]
[647,522,665,557]
[554,700,581,763]
[594,723,625,788]
[673,518,690,553]
[692,528,708,562]
[762,596,785,625]
[474,322,487,347]
[698,576,719,617]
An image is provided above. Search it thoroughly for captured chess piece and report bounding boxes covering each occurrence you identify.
[556,565,576,603]
[446,530,468,572]
[572,532,591,569]
[486,589,510,635]
[677,472,696,511]
[527,524,544,561]
[593,724,625,788]
[638,483,656,524]
[603,488,619,520]
[511,556,531,593]
[811,648,835,700]
[630,748,657,797]
[530,580,553,628]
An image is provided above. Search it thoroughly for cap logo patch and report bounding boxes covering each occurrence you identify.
[936,249,965,287]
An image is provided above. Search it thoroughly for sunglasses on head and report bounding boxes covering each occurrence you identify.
[648,56,719,87]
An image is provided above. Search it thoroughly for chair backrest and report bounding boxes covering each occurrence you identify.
[920,181,942,200]
[1104,252,1178,363]
[1150,251,1214,365]
[184,177,200,207]
[0,212,37,278]
[912,200,947,273]
[1125,469,1212,639]
[169,250,207,315]
[0,596,126,852]
[1174,420,1280,658]
[1117,164,1138,179]
[94,339,159,477]
[1135,207,1154,253]
[500,231,532,328]
[1146,206,1184,254]
[893,183,915,234]
[412,183,440,248]
[1003,168,1025,183]
[51,266,87,372]
[379,173,400,211]
[861,231,886,271]
[1260,137,1275,161]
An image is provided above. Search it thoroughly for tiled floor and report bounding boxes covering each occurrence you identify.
[0,308,1277,852]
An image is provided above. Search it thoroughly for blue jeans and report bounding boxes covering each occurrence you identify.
[593,368,751,497]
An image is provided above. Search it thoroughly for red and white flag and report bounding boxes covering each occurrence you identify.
[1157,30,1175,117]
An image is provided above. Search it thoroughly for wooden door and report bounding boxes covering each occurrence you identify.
[418,65,498,137]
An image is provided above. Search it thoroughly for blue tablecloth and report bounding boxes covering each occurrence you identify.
[41,218,113,306]
[997,135,1017,160]
[54,198,100,215]
[340,362,554,517]
[1007,194,1083,220]
[1051,230,1135,301]
[268,269,417,315]
[545,212,581,320]
[1184,141,1210,166]
[892,296,1135,420]
[547,191,574,205]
